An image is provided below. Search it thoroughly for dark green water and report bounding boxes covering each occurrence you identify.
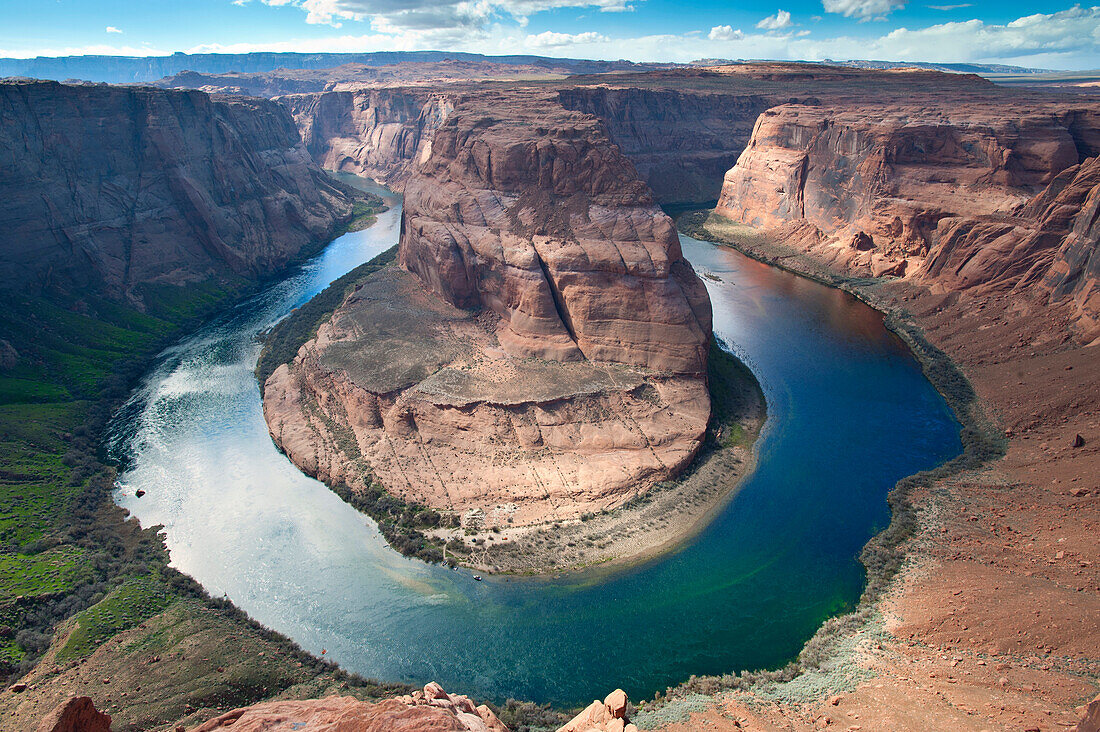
[109,179,961,706]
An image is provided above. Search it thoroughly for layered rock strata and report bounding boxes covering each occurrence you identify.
[0,79,355,303]
[557,87,773,204]
[716,100,1100,339]
[280,88,451,186]
[264,91,712,526]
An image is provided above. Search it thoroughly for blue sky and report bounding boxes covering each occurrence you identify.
[1,0,1097,69]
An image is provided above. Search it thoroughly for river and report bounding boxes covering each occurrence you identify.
[107,176,961,706]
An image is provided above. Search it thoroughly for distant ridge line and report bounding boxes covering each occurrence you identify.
[0,50,654,84]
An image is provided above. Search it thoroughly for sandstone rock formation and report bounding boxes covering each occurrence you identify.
[190,683,507,732]
[264,90,713,527]
[279,88,451,186]
[399,91,712,372]
[716,99,1100,339]
[0,79,356,304]
[36,696,111,732]
[557,688,637,732]
[1073,693,1100,732]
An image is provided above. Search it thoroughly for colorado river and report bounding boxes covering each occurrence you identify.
[107,177,961,706]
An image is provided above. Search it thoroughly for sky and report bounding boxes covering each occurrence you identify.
[0,0,1098,69]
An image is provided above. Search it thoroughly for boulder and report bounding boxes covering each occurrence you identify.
[36,696,111,732]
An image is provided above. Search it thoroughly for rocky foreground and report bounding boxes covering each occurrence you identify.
[34,685,643,732]
[263,88,714,530]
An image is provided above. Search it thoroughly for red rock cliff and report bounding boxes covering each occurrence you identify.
[280,88,452,187]
[716,100,1100,339]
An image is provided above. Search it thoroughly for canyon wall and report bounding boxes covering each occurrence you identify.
[557,87,773,204]
[279,88,452,186]
[716,100,1100,339]
[264,89,714,527]
[0,79,355,303]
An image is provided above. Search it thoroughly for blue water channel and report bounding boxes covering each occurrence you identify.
[109,175,961,706]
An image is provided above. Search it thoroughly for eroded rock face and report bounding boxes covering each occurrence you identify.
[716,100,1100,339]
[557,87,773,204]
[400,92,712,373]
[190,684,507,732]
[263,90,713,526]
[264,268,709,526]
[280,88,452,186]
[0,79,355,303]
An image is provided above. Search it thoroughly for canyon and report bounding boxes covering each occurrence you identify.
[0,60,1097,732]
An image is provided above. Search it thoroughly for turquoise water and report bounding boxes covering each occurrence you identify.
[108,178,961,706]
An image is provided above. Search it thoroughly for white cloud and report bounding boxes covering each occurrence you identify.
[927,3,972,9]
[708,25,744,41]
[259,0,636,31]
[4,5,1098,69]
[822,0,905,21]
[105,26,123,34]
[756,9,792,30]
[526,30,609,47]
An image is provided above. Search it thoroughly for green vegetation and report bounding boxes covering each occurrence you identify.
[331,482,459,565]
[706,340,762,448]
[255,244,398,388]
[488,699,574,732]
[0,547,93,601]
[339,196,388,234]
[58,575,175,661]
[0,279,251,680]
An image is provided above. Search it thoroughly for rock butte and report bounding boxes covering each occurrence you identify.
[263,91,713,526]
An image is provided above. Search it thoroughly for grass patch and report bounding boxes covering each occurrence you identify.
[57,576,176,661]
[331,482,459,566]
[0,547,93,601]
[707,340,763,448]
[339,196,389,234]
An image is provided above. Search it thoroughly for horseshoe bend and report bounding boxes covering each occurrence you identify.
[0,49,1097,732]
[259,91,737,563]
